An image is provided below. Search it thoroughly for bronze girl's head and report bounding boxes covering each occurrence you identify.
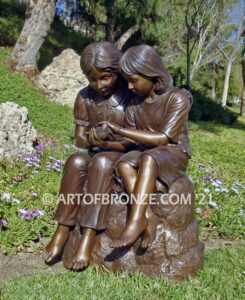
[120,45,173,95]
[80,42,123,97]
[80,41,122,76]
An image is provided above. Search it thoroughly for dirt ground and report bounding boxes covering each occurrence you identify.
[0,238,244,282]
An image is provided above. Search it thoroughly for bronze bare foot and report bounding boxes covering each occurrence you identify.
[69,228,96,270]
[110,217,147,248]
[141,220,158,248]
[42,224,70,263]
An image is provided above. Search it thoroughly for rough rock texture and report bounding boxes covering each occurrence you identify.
[0,102,37,159]
[63,175,204,280]
[35,49,88,108]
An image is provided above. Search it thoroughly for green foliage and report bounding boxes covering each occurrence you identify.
[0,145,75,255]
[228,69,241,98]
[0,51,74,144]
[1,246,244,299]
[0,0,25,46]
[38,20,94,70]
[189,89,238,125]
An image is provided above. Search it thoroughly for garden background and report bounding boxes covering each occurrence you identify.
[0,1,244,299]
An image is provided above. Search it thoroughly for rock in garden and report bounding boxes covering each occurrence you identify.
[35,49,88,108]
[63,175,204,280]
[0,102,37,160]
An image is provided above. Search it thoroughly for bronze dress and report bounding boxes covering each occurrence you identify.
[54,86,130,230]
[116,87,191,190]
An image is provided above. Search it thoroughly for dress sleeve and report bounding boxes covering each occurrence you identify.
[161,90,190,143]
[124,105,136,129]
[73,89,90,127]
[119,104,138,150]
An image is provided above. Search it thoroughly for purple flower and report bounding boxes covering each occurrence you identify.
[47,140,55,147]
[12,198,20,204]
[231,187,239,194]
[25,163,33,167]
[19,208,44,220]
[195,208,202,214]
[31,210,44,218]
[32,170,39,174]
[19,209,32,220]
[198,163,205,171]
[0,218,8,228]
[238,209,245,220]
[1,193,11,200]
[204,188,210,193]
[32,192,38,198]
[208,200,219,210]
[233,182,245,189]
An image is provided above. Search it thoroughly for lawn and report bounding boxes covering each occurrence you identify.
[0,245,244,299]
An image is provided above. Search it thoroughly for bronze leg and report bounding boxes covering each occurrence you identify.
[111,154,157,248]
[42,224,71,262]
[70,152,121,270]
[68,228,96,270]
[116,161,158,248]
[42,152,90,263]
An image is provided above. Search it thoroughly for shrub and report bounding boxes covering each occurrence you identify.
[189,89,237,125]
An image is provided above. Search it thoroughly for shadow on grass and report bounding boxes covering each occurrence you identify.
[189,89,240,132]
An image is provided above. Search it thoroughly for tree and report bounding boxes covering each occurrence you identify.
[241,30,245,116]
[216,15,245,106]
[78,0,168,50]
[9,0,56,75]
[189,1,223,81]
[184,0,206,88]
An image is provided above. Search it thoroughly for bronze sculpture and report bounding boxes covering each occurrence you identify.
[101,45,191,248]
[43,43,204,279]
[42,41,132,269]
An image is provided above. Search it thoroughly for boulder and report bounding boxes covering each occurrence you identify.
[35,49,88,108]
[63,176,204,280]
[0,102,37,160]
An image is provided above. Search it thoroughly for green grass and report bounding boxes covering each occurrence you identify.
[0,48,74,145]
[0,47,244,255]
[0,245,244,299]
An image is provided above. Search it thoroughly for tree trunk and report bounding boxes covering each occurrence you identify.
[9,0,55,76]
[106,1,116,43]
[211,63,218,100]
[115,25,139,50]
[241,85,245,116]
[186,35,191,89]
[221,59,232,107]
[240,37,245,116]
[241,60,245,115]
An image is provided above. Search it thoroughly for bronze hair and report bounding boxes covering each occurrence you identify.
[120,45,173,94]
[80,42,122,76]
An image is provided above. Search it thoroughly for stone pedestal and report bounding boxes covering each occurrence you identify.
[63,175,204,280]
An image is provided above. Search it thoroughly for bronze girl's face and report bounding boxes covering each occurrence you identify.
[87,67,118,97]
[124,74,154,97]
